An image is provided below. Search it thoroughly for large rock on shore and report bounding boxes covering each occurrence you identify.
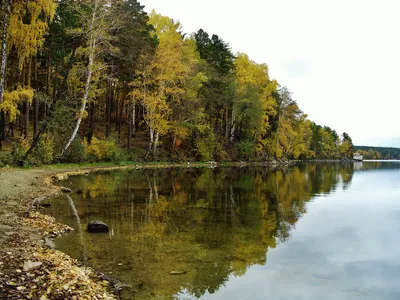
[87,220,109,233]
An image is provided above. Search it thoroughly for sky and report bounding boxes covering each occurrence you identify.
[142,0,400,147]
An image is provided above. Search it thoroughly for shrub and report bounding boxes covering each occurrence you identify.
[214,138,230,161]
[84,137,125,162]
[0,151,13,167]
[236,140,255,160]
[11,139,30,163]
[63,136,87,163]
[32,134,54,164]
[196,130,216,161]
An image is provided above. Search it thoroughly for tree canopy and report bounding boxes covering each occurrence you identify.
[0,1,355,164]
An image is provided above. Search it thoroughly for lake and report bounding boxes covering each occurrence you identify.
[44,161,400,300]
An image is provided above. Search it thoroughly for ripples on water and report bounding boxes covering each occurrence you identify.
[45,161,400,300]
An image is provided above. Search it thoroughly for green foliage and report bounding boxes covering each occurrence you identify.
[196,130,216,161]
[236,140,255,160]
[11,140,30,163]
[84,137,125,162]
[0,151,13,167]
[63,136,87,163]
[32,134,54,164]
[214,138,229,161]
[354,146,400,159]
[46,100,76,154]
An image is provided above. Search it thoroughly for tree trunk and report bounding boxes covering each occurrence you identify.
[127,104,132,151]
[153,131,159,157]
[62,52,94,154]
[225,104,229,139]
[62,1,98,155]
[88,102,95,143]
[24,58,32,139]
[0,0,12,147]
[132,100,136,137]
[118,95,125,142]
[23,45,79,160]
[115,90,119,131]
[147,126,154,159]
[230,105,235,143]
[46,45,51,96]
[106,79,111,138]
[275,108,282,159]
[33,56,39,137]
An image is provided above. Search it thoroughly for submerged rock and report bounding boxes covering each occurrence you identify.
[60,186,72,193]
[170,270,187,275]
[87,220,109,233]
[44,237,56,249]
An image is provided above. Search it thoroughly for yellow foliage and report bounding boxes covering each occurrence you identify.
[0,87,35,121]
[8,0,58,69]
[84,137,123,161]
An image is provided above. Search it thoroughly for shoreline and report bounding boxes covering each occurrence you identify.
[0,161,289,298]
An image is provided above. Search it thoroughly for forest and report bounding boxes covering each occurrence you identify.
[0,0,355,165]
[354,146,400,160]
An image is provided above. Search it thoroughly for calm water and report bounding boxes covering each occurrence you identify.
[44,162,400,300]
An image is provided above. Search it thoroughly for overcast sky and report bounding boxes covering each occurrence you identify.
[142,0,400,147]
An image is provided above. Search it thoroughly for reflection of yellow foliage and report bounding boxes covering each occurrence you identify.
[149,195,169,219]
[54,164,349,299]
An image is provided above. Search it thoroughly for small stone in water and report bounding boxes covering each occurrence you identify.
[87,220,109,233]
[170,270,187,275]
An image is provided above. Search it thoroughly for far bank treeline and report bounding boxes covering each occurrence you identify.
[0,0,354,165]
[354,146,400,160]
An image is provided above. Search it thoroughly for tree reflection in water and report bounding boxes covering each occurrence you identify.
[46,163,355,299]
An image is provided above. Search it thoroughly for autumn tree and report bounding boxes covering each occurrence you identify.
[62,0,115,156]
[131,12,206,158]
[339,132,354,159]
[6,0,57,138]
[272,87,311,159]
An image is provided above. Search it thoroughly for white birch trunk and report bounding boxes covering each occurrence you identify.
[62,0,98,155]
[153,131,159,156]
[0,0,12,143]
[148,125,154,156]
[0,0,11,104]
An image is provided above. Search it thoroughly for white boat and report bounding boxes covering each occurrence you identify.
[353,153,363,161]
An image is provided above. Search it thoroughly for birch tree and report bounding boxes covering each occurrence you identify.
[62,0,113,155]
[0,0,12,148]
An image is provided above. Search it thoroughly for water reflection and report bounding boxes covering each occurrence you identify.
[46,163,362,299]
